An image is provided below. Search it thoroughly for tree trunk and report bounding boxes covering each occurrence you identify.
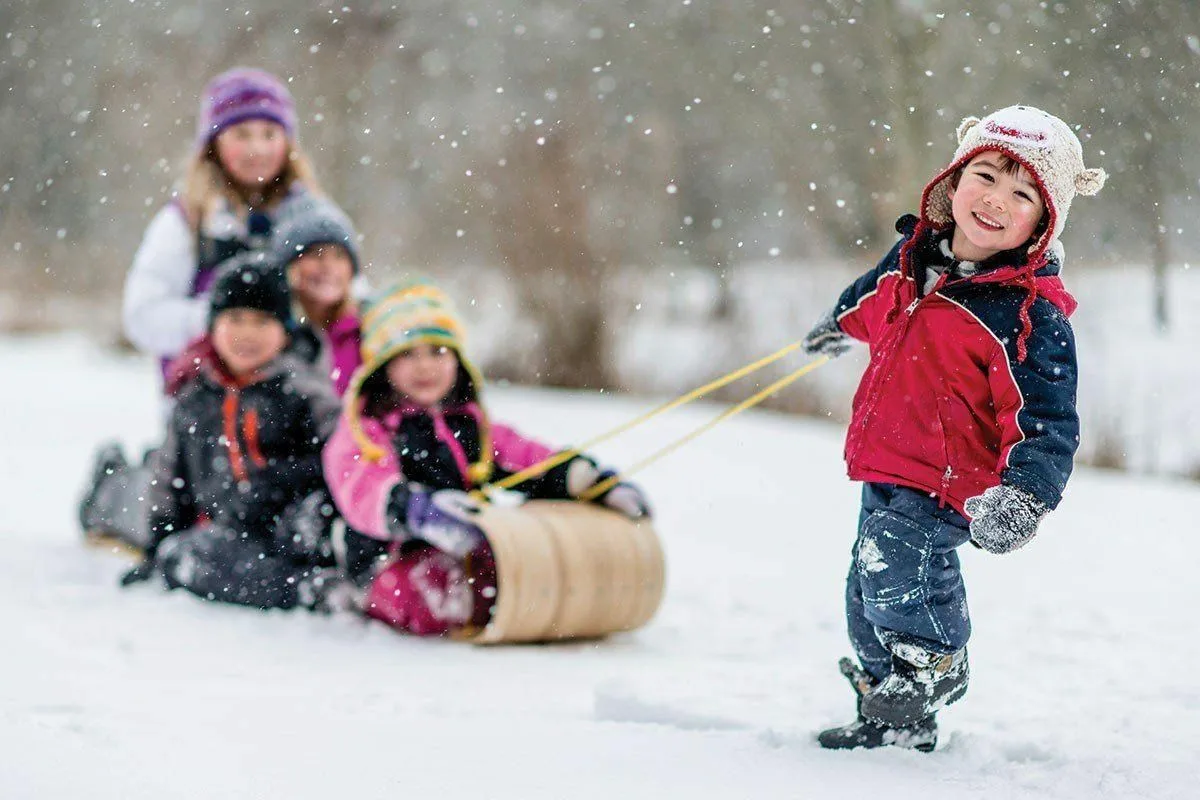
[1146,165,1170,333]
[491,132,613,389]
[1152,224,1170,333]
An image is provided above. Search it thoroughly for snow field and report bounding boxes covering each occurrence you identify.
[1,335,1196,799]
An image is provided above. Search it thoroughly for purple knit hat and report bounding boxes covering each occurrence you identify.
[195,68,297,152]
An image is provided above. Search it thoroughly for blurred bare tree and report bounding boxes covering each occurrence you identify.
[1039,0,1199,332]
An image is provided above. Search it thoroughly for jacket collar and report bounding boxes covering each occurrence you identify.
[381,400,483,429]
[897,214,1076,318]
[166,333,303,395]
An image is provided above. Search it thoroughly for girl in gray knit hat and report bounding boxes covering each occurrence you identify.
[272,196,363,396]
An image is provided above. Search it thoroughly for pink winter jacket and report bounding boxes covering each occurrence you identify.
[324,313,362,397]
[322,403,560,540]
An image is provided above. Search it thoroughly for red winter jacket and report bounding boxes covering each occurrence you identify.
[833,216,1080,515]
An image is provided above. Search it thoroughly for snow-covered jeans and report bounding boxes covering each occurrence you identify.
[155,520,326,611]
[846,483,972,680]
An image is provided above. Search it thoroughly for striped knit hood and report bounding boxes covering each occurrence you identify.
[341,280,492,481]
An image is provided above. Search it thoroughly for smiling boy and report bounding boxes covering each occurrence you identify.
[802,106,1106,751]
[120,257,351,612]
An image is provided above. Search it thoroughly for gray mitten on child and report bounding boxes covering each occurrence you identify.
[964,484,1047,554]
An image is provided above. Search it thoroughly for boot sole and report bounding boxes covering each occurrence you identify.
[816,727,938,752]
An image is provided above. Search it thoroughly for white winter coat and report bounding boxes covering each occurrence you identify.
[122,190,311,359]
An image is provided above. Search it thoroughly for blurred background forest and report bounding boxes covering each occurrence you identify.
[2,1,1199,475]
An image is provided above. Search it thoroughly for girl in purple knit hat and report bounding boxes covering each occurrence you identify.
[122,67,342,372]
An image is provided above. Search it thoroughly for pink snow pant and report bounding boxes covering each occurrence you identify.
[364,544,497,636]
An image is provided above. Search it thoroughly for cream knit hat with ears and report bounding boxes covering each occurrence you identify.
[921,105,1107,260]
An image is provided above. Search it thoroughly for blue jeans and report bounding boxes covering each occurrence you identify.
[846,483,972,680]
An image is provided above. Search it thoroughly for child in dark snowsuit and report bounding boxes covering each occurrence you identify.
[802,106,1106,751]
[322,280,650,636]
[79,199,363,555]
[119,260,351,612]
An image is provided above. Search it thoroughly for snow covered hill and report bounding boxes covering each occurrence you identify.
[1,335,1196,799]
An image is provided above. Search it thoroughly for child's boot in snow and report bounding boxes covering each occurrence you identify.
[817,657,938,752]
[297,569,364,615]
[79,440,159,557]
[79,441,128,533]
[860,643,968,728]
[818,712,939,752]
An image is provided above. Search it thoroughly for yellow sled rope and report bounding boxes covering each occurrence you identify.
[578,354,830,500]
[473,341,831,500]
[466,342,829,644]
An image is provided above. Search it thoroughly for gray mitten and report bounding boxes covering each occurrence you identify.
[600,483,652,519]
[963,484,1047,554]
[566,458,652,519]
[802,309,851,358]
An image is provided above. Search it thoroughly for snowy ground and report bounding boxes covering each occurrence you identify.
[2,334,1197,799]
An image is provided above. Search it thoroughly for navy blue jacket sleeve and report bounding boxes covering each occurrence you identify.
[833,237,907,342]
[999,303,1080,509]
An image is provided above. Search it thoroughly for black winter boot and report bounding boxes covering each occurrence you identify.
[817,657,938,753]
[297,569,365,615]
[78,442,128,533]
[860,643,968,728]
[275,490,338,565]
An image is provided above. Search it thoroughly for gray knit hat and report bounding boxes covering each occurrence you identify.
[921,105,1107,260]
[271,197,360,273]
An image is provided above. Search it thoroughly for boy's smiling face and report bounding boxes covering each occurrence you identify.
[948,151,1046,261]
[211,308,288,378]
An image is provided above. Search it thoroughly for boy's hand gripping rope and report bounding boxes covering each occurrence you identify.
[471,341,831,502]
